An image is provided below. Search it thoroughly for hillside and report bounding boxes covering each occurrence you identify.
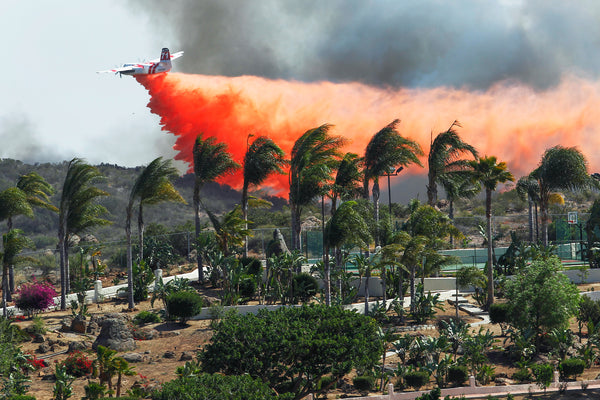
[0,158,287,250]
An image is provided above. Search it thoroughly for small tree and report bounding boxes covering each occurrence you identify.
[504,256,580,350]
[166,291,203,324]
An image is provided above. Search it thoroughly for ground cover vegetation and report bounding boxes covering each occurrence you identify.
[0,123,600,399]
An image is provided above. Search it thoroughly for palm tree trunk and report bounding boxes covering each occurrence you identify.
[126,210,135,310]
[194,184,205,283]
[324,245,331,306]
[449,199,455,247]
[535,203,539,242]
[527,197,534,242]
[138,203,144,263]
[364,267,370,316]
[485,188,494,309]
[381,265,387,305]
[410,264,416,313]
[373,178,380,246]
[7,266,14,302]
[241,182,249,258]
[59,233,67,310]
[427,173,437,206]
[2,263,8,317]
[291,204,302,251]
[541,200,549,247]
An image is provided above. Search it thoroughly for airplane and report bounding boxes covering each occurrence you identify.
[97,48,184,76]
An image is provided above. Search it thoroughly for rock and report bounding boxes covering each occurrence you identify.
[179,351,194,361]
[92,318,136,352]
[87,321,99,334]
[37,343,51,354]
[57,340,67,347]
[32,333,45,343]
[266,228,291,259]
[163,351,176,359]
[68,341,91,352]
[133,328,159,340]
[495,377,515,386]
[60,317,73,332]
[122,353,144,363]
[71,318,87,334]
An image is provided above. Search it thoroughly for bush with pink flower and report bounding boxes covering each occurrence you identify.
[14,279,57,316]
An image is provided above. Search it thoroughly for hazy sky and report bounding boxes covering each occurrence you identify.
[3,0,600,180]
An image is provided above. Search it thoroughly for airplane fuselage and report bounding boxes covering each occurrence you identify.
[119,62,171,76]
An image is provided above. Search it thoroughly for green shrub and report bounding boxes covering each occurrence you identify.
[560,358,586,379]
[404,370,430,390]
[352,375,374,393]
[447,364,469,386]
[241,256,263,277]
[133,310,161,325]
[239,277,256,299]
[291,273,319,304]
[512,367,532,383]
[166,291,203,324]
[8,396,37,400]
[151,374,290,400]
[489,303,510,325]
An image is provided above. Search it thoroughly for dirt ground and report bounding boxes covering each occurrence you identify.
[9,285,600,400]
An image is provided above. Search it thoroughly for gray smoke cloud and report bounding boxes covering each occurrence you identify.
[0,114,63,164]
[129,0,600,90]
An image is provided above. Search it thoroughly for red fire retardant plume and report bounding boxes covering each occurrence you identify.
[137,73,600,197]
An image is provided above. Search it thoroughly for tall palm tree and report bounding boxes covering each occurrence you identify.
[289,124,345,250]
[530,146,593,246]
[242,136,287,256]
[467,156,514,309]
[516,176,541,243]
[330,152,363,214]
[2,229,34,317]
[323,200,372,305]
[58,158,110,310]
[363,120,423,246]
[193,134,240,282]
[0,172,56,302]
[427,121,478,206]
[125,157,185,310]
[439,172,480,246]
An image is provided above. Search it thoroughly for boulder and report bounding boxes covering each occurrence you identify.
[92,317,136,352]
[179,351,194,361]
[122,353,144,363]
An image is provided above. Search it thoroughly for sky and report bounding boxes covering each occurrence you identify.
[3,1,600,200]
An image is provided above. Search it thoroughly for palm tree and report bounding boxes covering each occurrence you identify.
[2,229,34,317]
[439,172,480,246]
[58,159,110,310]
[193,134,240,282]
[289,124,345,250]
[330,152,363,214]
[0,172,56,300]
[242,135,287,256]
[427,121,478,206]
[467,156,514,308]
[530,146,593,246]
[125,157,185,310]
[516,176,541,243]
[323,200,372,305]
[363,120,423,246]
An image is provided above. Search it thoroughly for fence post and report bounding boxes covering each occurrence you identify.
[94,280,103,302]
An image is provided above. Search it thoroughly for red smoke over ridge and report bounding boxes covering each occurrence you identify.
[137,73,600,197]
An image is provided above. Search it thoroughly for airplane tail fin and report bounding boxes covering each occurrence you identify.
[160,48,173,70]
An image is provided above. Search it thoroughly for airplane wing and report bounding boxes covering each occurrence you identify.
[96,66,136,74]
[170,51,184,60]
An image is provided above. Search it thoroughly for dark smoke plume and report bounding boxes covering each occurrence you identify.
[129,0,600,89]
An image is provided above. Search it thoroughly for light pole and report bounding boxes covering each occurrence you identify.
[387,166,404,228]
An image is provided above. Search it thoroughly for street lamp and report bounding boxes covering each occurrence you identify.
[387,166,404,228]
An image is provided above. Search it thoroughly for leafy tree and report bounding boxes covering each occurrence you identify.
[192,134,240,282]
[426,120,477,206]
[205,205,251,257]
[531,145,593,246]
[152,373,290,400]
[289,124,345,250]
[504,256,580,350]
[363,120,423,245]
[242,135,287,256]
[125,157,185,309]
[200,305,382,400]
[467,155,514,308]
[58,159,110,310]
